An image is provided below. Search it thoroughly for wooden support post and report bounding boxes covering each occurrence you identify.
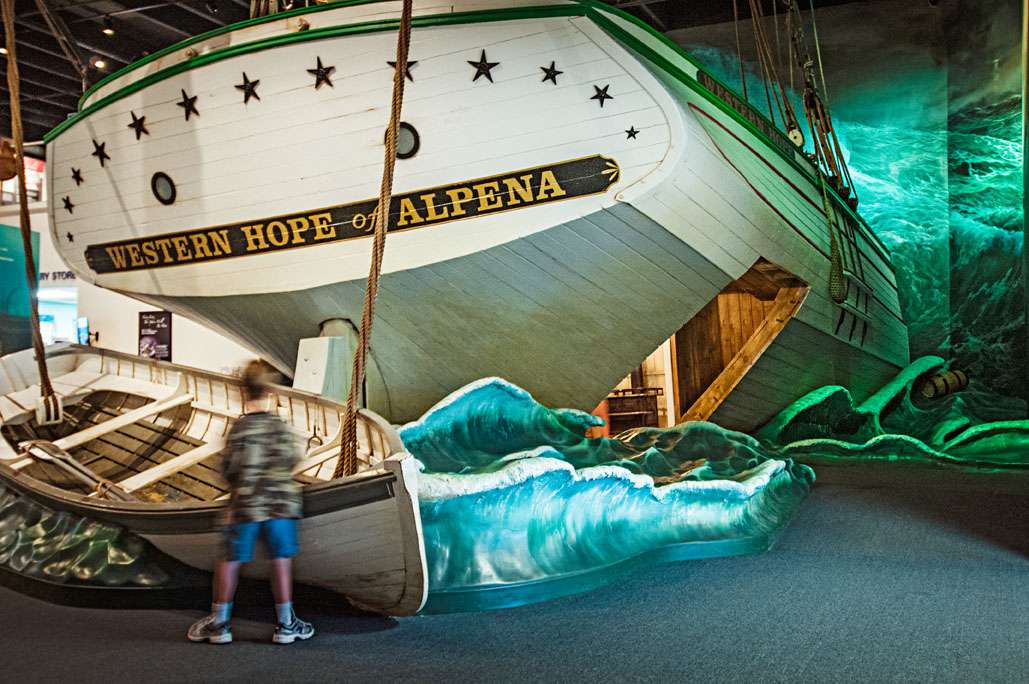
[680,284,809,423]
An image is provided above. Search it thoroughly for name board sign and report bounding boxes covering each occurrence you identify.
[697,71,798,156]
[138,311,172,361]
[86,155,620,275]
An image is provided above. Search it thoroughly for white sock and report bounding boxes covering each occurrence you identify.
[212,602,232,624]
[276,602,294,626]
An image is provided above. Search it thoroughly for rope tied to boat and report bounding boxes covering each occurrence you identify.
[334,0,414,479]
[1,0,59,413]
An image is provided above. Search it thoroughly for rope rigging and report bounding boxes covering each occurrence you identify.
[2,0,61,425]
[333,0,413,479]
[782,0,857,209]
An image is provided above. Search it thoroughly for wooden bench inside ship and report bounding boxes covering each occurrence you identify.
[0,347,393,503]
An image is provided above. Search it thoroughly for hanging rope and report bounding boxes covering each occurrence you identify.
[334,0,413,479]
[807,0,831,108]
[732,0,748,100]
[2,0,56,404]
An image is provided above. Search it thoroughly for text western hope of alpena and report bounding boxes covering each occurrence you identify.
[86,155,619,275]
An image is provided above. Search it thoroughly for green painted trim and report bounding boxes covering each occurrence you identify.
[55,0,892,272]
[78,0,396,110]
[47,5,581,144]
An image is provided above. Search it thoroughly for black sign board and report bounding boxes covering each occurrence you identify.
[85,155,621,274]
[138,311,172,361]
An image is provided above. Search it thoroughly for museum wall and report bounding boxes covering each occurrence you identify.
[0,202,255,375]
[671,0,1025,419]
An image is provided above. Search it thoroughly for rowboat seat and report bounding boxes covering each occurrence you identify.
[0,369,181,424]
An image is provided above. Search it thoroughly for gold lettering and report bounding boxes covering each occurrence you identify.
[190,233,214,259]
[125,244,144,268]
[446,187,475,217]
[155,239,174,262]
[240,224,268,252]
[474,181,503,212]
[502,175,534,206]
[171,236,192,261]
[421,193,450,221]
[310,212,336,240]
[266,221,289,247]
[536,170,567,200]
[397,198,424,227]
[209,229,231,256]
[286,217,310,245]
[141,241,159,265]
[106,246,129,270]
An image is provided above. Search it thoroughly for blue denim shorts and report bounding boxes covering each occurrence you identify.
[224,518,299,562]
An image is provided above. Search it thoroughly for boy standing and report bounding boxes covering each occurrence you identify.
[188,361,315,645]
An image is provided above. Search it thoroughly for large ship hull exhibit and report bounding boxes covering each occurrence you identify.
[44,0,908,429]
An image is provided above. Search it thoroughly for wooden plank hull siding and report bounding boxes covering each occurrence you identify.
[709,319,901,432]
[45,1,908,428]
[143,496,414,612]
[0,347,428,616]
[148,205,732,421]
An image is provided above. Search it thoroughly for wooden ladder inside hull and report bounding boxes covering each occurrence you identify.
[675,259,810,423]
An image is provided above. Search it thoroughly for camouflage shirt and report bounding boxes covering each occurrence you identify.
[221,412,303,523]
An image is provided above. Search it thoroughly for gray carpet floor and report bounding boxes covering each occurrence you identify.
[2,464,1028,683]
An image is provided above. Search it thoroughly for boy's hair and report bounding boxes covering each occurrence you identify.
[241,360,273,402]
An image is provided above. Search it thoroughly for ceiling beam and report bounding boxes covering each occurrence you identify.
[16,18,134,65]
[178,2,229,27]
[3,53,82,86]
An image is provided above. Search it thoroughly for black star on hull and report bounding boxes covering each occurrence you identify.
[468,50,499,83]
[236,72,260,104]
[62,196,74,214]
[387,60,418,82]
[127,111,149,140]
[66,232,74,243]
[177,89,199,120]
[91,139,110,167]
[71,167,83,186]
[591,84,614,107]
[540,61,562,85]
[307,57,336,89]
[625,126,639,139]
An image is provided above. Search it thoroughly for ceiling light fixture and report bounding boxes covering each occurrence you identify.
[101,16,115,36]
[0,46,7,55]
[205,1,219,14]
[90,55,107,70]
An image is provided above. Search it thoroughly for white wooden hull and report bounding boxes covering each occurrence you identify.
[143,456,427,616]
[45,1,909,427]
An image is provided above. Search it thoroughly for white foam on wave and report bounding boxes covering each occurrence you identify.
[417,449,787,502]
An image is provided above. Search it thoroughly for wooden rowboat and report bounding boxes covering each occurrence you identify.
[0,344,428,616]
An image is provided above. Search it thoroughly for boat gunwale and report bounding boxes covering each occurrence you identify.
[45,0,893,267]
[34,345,404,452]
[0,458,398,534]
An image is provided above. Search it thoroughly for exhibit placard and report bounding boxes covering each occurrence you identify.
[138,311,172,361]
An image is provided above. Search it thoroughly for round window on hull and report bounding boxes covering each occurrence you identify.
[386,122,420,159]
[151,172,177,205]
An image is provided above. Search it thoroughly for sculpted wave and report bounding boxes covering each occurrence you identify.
[400,378,814,600]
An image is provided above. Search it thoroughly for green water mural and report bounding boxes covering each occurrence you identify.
[0,224,38,357]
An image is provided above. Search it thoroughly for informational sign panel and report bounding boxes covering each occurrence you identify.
[138,311,172,361]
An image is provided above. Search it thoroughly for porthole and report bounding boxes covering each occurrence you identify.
[151,172,177,205]
[386,121,420,160]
